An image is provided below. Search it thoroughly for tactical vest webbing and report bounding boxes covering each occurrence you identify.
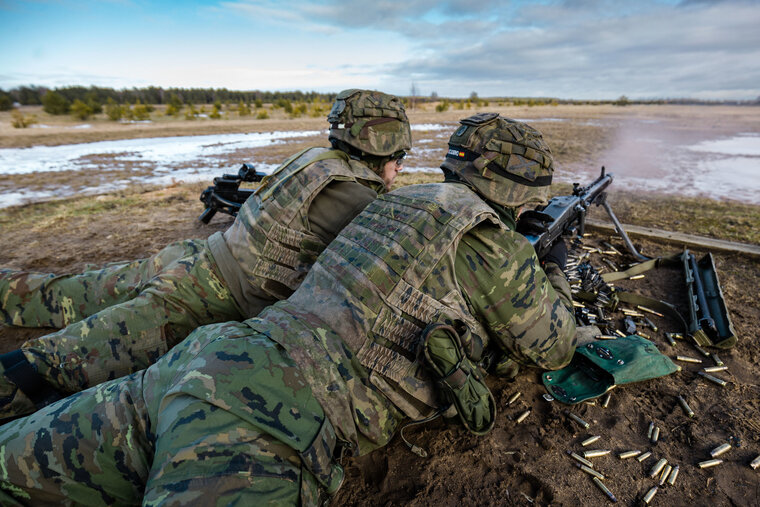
[255,183,505,449]
[221,147,385,301]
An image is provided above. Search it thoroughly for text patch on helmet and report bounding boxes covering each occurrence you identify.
[448,148,466,158]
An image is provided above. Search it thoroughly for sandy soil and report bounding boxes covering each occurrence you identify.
[1,105,759,506]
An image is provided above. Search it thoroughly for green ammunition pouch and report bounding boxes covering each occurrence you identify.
[542,335,680,404]
[422,322,495,435]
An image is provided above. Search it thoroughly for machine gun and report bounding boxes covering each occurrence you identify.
[517,167,649,262]
[198,163,266,223]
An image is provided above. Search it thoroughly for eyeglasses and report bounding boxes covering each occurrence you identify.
[394,152,407,167]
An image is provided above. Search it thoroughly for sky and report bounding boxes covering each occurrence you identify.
[1,0,759,100]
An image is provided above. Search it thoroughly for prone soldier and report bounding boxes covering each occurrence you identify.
[0,89,412,421]
[0,114,578,505]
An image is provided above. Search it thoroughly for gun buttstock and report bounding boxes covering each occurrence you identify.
[199,207,217,224]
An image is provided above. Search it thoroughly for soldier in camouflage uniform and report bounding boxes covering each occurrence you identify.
[0,114,577,505]
[0,89,412,422]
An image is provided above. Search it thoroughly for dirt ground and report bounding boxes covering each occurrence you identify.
[1,105,759,506]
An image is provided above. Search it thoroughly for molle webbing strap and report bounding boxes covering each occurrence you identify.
[298,416,345,495]
[445,145,552,186]
[0,350,62,409]
[256,148,350,201]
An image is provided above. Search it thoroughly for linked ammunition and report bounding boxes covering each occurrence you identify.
[602,258,618,271]
[666,332,684,340]
[618,450,642,459]
[750,455,760,470]
[573,301,586,308]
[592,477,618,503]
[583,449,611,459]
[637,451,653,462]
[568,451,594,468]
[665,333,677,346]
[649,458,667,478]
[507,392,522,405]
[698,459,723,469]
[703,366,728,373]
[647,422,654,439]
[629,274,645,280]
[582,435,601,447]
[516,410,531,424]
[643,486,658,504]
[601,393,611,408]
[651,426,660,444]
[601,242,622,255]
[677,395,695,418]
[667,465,680,485]
[710,443,731,457]
[565,410,591,429]
[711,353,724,366]
[699,371,728,387]
[577,463,605,480]
[659,465,672,486]
[676,355,701,363]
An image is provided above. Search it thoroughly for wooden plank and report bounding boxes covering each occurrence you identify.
[586,220,760,257]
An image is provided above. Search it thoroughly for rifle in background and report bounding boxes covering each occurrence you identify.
[198,163,265,223]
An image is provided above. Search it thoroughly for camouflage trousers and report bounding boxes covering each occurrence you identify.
[0,320,343,506]
[0,240,244,420]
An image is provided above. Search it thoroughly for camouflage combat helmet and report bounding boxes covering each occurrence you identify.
[441,113,554,207]
[328,89,412,157]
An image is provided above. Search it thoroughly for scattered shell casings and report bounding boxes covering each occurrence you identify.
[659,465,672,486]
[637,451,653,462]
[583,449,611,459]
[573,301,586,308]
[649,458,668,478]
[596,334,619,340]
[565,410,590,429]
[619,450,642,459]
[507,391,522,405]
[694,344,711,357]
[643,486,658,504]
[651,426,660,444]
[699,371,728,387]
[676,355,702,363]
[750,455,760,470]
[710,443,731,457]
[698,459,723,469]
[592,477,618,503]
[601,393,611,408]
[515,410,531,424]
[639,332,651,339]
[615,329,626,337]
[711,353,724,366]
[577,463,605,480]
[647,422,655,439]
[582,435,602,447]
[703,365,728,373]
[667,465,680,485]
[637,305,664,317]
[665,333,677,346]
[568,450,594,468]
[643,317,658,332]
[677,395,695,418]
[629,274,645,280]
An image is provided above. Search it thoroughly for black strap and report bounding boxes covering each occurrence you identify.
[0,350,63,409]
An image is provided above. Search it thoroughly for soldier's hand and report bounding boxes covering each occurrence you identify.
[543,239,568,270]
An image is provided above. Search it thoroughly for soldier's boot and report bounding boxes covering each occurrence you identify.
[0,349,63,423]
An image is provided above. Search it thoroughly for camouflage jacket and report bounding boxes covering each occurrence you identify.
[248,182,577,454]
[209,147,386,317]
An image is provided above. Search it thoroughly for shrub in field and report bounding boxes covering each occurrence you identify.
[238,100,251,116]
[165,103,180,116]
[0,93,13,111]
[256,110,269,119]
[131,99,150,121]
[105,98,124,121]
[185,105,198,120]
[42,90,70,115]
[210,104,222,119]
[11,109,36,128]
[290,102,307,118]
[71,99,93,120]
[435,99,450,112]
[254,98,263,108]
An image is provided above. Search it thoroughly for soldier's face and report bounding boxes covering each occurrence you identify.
[381,157,403,189]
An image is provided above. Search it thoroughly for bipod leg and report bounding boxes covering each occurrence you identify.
[601,200,651,262]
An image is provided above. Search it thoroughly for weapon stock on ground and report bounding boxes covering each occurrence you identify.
[518,167,649,262]
[198,163,265,223]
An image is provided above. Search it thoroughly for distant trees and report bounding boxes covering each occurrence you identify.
[0,92,12,111]
[42,91,70,114]
[614,95,630,106]
[70,99,93,120]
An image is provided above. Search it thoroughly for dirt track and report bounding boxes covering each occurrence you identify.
[1,105,759,505]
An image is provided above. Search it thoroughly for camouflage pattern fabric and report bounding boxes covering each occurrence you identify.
[0,240,244,420]
[441,113,555,207]
[0,239,200,329]
[0,320,339,506]
[327,89,412,157]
